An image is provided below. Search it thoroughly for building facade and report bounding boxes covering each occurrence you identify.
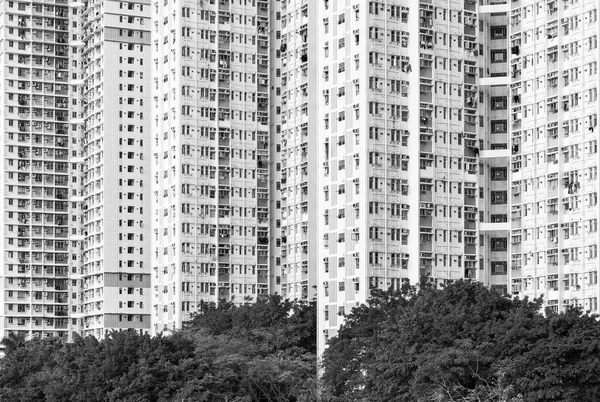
[270,0,318,301]
[315,0,486,354]
[477,2,511,297]
[502,0,600,311]
[315,0,600,355]
[79,0,152,337]
[0,0,82,340]
[1,0,599,348]
[151,0,271,332]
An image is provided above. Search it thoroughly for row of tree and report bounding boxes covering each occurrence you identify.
[2,282,600,401]
[0,295,317,402]
[322,281,600,401]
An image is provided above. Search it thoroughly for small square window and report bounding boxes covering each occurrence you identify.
[491,261,508,275]
[491,285,507,295]
[491,96,508,110]
[491,214,508,223]
[490,49,507,63]
[491,191,508,205]
[490,167,507,181]
[491,120,508,133]
[490,143,507,150]
[490,26,507,39]
[491,238,507,252]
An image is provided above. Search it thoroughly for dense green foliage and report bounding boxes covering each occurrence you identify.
[186,294,317,355]
[0,295,317,402]
[321,280,600,402]
[4,282,600,402]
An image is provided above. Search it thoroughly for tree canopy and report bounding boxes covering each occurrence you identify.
[185,293,317,355]
[0,295,317,402]
[4,282,600,401]
[321,280,600,402]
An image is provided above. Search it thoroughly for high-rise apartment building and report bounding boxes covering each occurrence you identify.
[315,0,600,356]
[0,0,154,342]
[478,2,511,297]
[1,0,599,348]
[499,0,600,311]
[151,0,271,332]
[315,0,486,354]
[270,0,318,301]
[0,0,82,340]
[79,0,152,337]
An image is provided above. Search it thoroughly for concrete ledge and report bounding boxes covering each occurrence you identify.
[479,149,511,158]
[479,76,510,86]
[480,222,510,232]
[480,4,510,13]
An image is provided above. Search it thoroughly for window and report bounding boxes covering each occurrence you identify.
[368,1,379,14]
[491,238,507,251]
[491,286,508,296]
[491,261,508,275]
[491,167,507,181]
[491,214,508,222]
[490,26,507,39]
[491,96,507,110]
[491,120,507,133]
[491,191,508,204]
[490,49,507,63]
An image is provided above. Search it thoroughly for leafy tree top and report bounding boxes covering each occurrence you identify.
[0,296,318,402]
[321,279,600,402]
[185,294,317,355]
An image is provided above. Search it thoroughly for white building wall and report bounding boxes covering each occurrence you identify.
[316,0,485,357]
[505,0,600,312]
[316,0,419,355]
[268,0,282,297]
[271,0,318,300]
[2,0,596,347]
[79,0,152,337]
[478,5,510,294]
[152,0,271,333]
[0,0,82,341]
